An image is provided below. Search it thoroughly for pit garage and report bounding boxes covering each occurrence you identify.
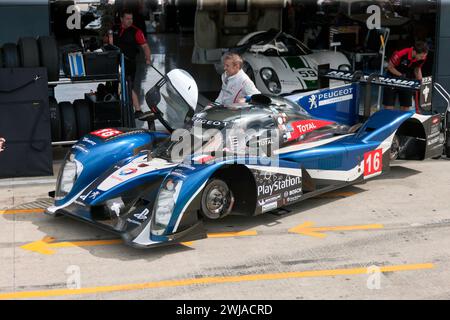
[1,0,450,301]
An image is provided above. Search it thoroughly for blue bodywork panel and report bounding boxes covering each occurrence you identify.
[286,83,360,126]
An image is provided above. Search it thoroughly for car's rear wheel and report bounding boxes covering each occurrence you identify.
[200,179,234,220]
[390,134,400,160]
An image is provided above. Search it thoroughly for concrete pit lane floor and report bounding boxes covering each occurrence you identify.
[0,156,450,300]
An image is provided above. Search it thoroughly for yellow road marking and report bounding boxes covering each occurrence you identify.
[21,231,258,254]
[0,208,44,215]
[207,230,258,238]
[0,263,434,299]
[20,236,122,255]
[315,191,356,199]
[289,221,384,238]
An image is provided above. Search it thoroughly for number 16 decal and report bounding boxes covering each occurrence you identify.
[364,149,383,178]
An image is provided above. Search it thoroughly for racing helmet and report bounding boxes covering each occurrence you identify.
[167,69,198,110]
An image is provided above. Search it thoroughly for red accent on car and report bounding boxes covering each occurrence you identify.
[364,149,383,177]
[288,119,334,141]
[90,128,123,139]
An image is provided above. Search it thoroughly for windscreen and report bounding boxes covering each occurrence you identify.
[145,68,194,132]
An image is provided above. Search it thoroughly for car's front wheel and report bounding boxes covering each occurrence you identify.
[201,179,234,220]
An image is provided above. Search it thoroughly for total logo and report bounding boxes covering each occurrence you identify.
[287,120,334,141]
[296,122,317,134]
[119,168,138,176]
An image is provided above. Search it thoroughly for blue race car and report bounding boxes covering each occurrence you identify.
[46,68,449,248]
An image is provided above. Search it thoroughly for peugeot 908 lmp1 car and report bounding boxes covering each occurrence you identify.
[46,68,448,248]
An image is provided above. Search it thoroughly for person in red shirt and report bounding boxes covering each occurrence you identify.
[383,41,428,111]
[108,10,152,119]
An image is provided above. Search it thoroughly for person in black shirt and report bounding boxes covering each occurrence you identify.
[108,10,152,119]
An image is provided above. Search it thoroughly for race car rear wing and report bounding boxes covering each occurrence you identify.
[318,67,432,117]
[320,69,421,91]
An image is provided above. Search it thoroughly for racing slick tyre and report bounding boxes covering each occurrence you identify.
[2,43,20,68]
[243,62,255,83]
[18,37,40,67]
[49,97,62,142]
[59,101,78,141]
[38,36,59,81]
[73,99,91,139]
[390,134,401,161]
[200,179,235,220]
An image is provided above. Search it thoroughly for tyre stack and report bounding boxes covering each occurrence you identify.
[1,36,92,142]
[49,99,92,142]
[0,36,59,81]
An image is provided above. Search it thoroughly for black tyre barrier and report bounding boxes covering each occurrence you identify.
[18,37,40,67]
[59,101,78,141]
[38,36,60,81]
[2,43,20,68]
[49,97,62,142]
[73,99,92,139]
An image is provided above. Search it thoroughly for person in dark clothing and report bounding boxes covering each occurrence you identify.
[383,41,428,111]
[108,10,152,119]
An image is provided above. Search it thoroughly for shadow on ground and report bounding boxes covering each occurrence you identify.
[3,183,368,262]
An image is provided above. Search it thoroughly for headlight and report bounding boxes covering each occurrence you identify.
[151,179,182,236]
[261,68,273,81]
[55,154,83,200]
[260,68,281,94]
[268,81,280,93]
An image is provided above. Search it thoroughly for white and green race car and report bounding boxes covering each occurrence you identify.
[217,29,351,95]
